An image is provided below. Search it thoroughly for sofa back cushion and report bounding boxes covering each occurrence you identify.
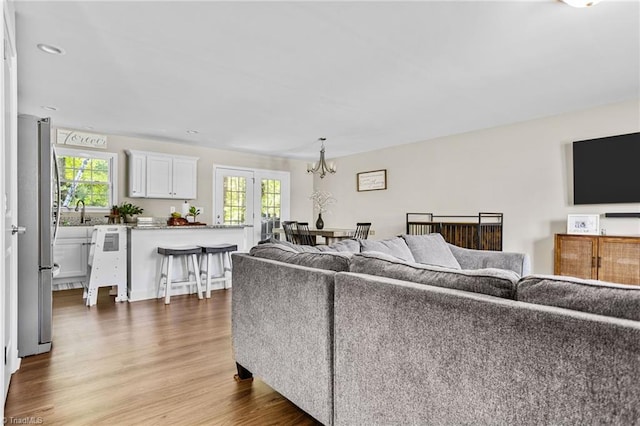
[269,237,360,253]
[517,275,640,321]
[349,251,519,299]
[250,243,353,272]
[360,237,416,262]
[402,233,461,269]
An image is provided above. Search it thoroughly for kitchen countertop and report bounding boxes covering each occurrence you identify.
[59,222,250,229]
[130,224,248,230]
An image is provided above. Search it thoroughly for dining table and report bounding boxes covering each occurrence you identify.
[273,227,374,245]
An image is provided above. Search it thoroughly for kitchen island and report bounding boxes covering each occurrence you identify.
[127,225,250,302]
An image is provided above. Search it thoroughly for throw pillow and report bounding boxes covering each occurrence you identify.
[360,237,416,262]
[402,233,461,270]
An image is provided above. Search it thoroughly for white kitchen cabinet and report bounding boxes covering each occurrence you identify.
[126,150,198,199]
[127,151,147,198]
[53,227,92,287]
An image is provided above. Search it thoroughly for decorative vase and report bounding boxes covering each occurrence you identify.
[316,213,324,230]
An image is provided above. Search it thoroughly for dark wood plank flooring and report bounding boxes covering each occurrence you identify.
[5,288,319,425]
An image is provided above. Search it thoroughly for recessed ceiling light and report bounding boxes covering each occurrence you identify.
[41,105,58,111]
[83,126,94,130]
[186,130,199,134]
[37,43,65,55]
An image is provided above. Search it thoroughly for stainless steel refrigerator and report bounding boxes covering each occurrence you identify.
[17,115,59,357]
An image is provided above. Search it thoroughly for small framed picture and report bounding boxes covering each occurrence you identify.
[567,214,600,235]
[357,169,387,192]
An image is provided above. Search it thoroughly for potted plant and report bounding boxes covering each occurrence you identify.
[188,206,201,223]
[118,202,144,223]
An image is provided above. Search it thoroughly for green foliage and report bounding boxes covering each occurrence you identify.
[188,206,200,218]
[118,202,144,216]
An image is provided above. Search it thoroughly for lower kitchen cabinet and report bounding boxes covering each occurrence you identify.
[53,227,92,287]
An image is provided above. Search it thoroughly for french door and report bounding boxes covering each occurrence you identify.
[214,167,290,247]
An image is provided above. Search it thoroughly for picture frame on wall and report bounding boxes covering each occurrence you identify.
[357,169,387,192]
[567,214,600,235]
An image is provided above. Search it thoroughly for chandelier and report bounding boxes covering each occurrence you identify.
[307,137,336,179]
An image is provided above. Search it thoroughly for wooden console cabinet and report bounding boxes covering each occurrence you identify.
[554,234,640,285]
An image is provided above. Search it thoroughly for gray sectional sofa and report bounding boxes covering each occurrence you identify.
[231,234,640,425]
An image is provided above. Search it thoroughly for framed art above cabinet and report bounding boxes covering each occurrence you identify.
[126,150,198,199]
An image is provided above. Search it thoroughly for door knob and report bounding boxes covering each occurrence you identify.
[12,225,26,235]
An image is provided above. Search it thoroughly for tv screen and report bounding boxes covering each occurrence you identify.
[573,132,640,205]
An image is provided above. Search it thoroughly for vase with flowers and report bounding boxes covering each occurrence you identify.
[309,190,336,230]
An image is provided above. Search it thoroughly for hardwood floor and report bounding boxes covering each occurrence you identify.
[5,288,319,425]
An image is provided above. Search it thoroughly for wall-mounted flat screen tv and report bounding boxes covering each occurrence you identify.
[573,132,640,205]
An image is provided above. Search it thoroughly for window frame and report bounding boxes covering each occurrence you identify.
[55,147,118,212]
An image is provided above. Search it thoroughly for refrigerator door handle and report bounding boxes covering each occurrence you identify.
[52,145,61,244]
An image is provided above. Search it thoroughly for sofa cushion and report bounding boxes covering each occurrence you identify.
[269,237,360,253]
[349,251,519,299]
[360,237,416,262]
[402,233,461,269]
[517,275,640,321]
[250,243,353,272]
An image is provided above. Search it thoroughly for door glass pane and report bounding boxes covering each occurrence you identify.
[223,176,247,225]
[261,179,281,240]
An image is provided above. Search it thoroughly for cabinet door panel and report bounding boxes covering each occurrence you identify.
[128,153,146,197]
[146,155,173,198]
[53,237,89,279]
[554,235,597,279]
[598,238,640,285]
[172,158,197,199]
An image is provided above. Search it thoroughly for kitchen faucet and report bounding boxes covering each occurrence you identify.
[75,200,87,224]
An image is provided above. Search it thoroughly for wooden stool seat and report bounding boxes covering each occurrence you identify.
[199,244,237,298]
[157,246,204,304]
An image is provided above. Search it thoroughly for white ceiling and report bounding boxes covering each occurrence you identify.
[13,0,640,160]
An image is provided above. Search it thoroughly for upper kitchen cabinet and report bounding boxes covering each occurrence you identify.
[126,150,198,199]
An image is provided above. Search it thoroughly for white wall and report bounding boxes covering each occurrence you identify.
[55,133,314,225]
[314,99,640,274]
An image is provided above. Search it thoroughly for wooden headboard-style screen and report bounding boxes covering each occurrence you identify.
[406,212,503,251]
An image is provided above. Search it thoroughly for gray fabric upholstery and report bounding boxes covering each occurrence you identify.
[350,251,519,299]
[269,237,360,253]
[448,243,531,275]
[360,237,415,262]
[402,233,461,269]
[334,272,640,425]
[250,243,353,272]
[518,274,640,321]
[231,254,334,425]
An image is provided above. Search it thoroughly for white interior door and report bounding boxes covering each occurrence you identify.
[214,168,256,246]
[2,0,19,405]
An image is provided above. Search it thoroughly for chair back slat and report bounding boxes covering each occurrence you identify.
[282,221,298,243]
[353,223,371,239]
[296,222,316,246]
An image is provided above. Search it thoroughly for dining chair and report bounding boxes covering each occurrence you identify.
[295,222,316,246]
[282,221,298,243]
[353,223,372,239]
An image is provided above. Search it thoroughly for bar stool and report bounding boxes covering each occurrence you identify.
[199,244,238,298]
[157,246,204,304]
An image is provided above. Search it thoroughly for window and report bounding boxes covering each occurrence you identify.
[56,148,118,210]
